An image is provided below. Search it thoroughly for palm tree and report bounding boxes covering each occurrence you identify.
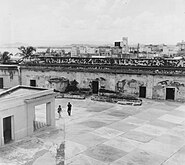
[18,46,36,62]
[0,51,12,64]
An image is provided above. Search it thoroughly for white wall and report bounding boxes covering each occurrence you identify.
[0,100,27,145]
[0,69,19,88]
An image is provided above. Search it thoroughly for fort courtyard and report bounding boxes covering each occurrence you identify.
[1,0,185,164]
[0,98,185,165]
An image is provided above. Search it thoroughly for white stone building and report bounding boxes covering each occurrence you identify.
[0,85,56,146]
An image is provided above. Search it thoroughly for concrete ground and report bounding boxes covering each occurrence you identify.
[1,98,185,165]
[59,98,185,165]
[0,103,65,165]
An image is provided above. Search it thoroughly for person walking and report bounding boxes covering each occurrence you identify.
[57,105,62,118]
[67,102,72,116]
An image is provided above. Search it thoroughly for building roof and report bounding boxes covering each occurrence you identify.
[0,85,56,111]
[0,64,18,69]
[0,85,47,98]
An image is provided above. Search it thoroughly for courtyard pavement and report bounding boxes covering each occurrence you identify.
[58,98,185,165]
[1,98,185,165]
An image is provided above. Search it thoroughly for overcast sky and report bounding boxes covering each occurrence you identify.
[0,0,185,46]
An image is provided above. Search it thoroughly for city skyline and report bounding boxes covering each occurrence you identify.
[0,0,185,46]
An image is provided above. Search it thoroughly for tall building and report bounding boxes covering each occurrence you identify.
[121,37,129,54]
[71,46,80,57]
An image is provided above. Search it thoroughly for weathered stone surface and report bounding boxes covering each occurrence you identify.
[84,144,126,163]
[91,127,123,139]
[66,154,107,165]
[122,131,156,143]
[65,140,87,160]
[162,146,185,165]
[104,136,142,152]
[133,124,168,136]
[78,120,108,129]
[111,149,167,165]
[139,140,181,157]
[68,132,107,148]
[1,98,185,164]
[19,66,185,102]
[107,121,139,132]
[159,114,185,124]
[3,63,185,101]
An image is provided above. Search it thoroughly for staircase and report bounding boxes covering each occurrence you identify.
[33,121,46,131]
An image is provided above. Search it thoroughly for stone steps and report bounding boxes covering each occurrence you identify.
[33,121,46,131]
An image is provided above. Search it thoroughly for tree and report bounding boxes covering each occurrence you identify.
[18,46,36,62]
[0,51,12,64]
[65,80,79,92]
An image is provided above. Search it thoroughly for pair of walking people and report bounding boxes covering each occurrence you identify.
[57,102,72,118]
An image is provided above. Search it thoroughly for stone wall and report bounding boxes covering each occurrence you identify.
[21,68,116,90]
[1,65,185,102]
[20,66,185,101]
[0,66,20,89]
[152,76,185,102]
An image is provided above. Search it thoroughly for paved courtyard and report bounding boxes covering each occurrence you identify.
[59,98,185,165]
[1,98,185,164]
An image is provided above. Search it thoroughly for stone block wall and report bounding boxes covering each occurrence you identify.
[152,76,185,102]
[20,67,154,100]
[1,66,185,102]
[0,67,20,88]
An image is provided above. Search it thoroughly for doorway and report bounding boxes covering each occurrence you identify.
[34,104,47,131]
[92,81,99,94]
[3,116,12,144]
[30,80,36,87]
[139,86,146,98]
[166,88,175,100]
[0,78,3,89]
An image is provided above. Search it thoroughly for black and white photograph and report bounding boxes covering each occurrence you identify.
[0,0,185,164]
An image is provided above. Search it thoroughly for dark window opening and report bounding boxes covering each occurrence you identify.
[92,81,99,94]
[0,78,3,89]
[30,80,36,87]
[3,116,12,144]
[139,86,146,98]
[166,88,175,100]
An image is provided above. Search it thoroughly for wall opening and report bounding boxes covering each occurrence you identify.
[3,116,12,144]
[0,78,3,89]
[30,80,36,87]
[166,88,175,100]
[92,81,99,94]
[34,104,46,131]
[139,86,146,98]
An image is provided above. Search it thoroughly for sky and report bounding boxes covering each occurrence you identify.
[0,0,185,46]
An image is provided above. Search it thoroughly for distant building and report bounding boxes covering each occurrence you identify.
[114,42,121,48]
[129,44,139,54]
[176,41,185,57]
[112,47,122,58]
[86,46,97,54]
[79,46,87,54]
[60,47,72,55]
[144,44,160,53]
[114,37,129,55]
[113,37,129,57]
[177,40,185,51]
[71,46,80,57]
[98,46,112,57]
[122,37,129,54]
[161,45,177,57]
